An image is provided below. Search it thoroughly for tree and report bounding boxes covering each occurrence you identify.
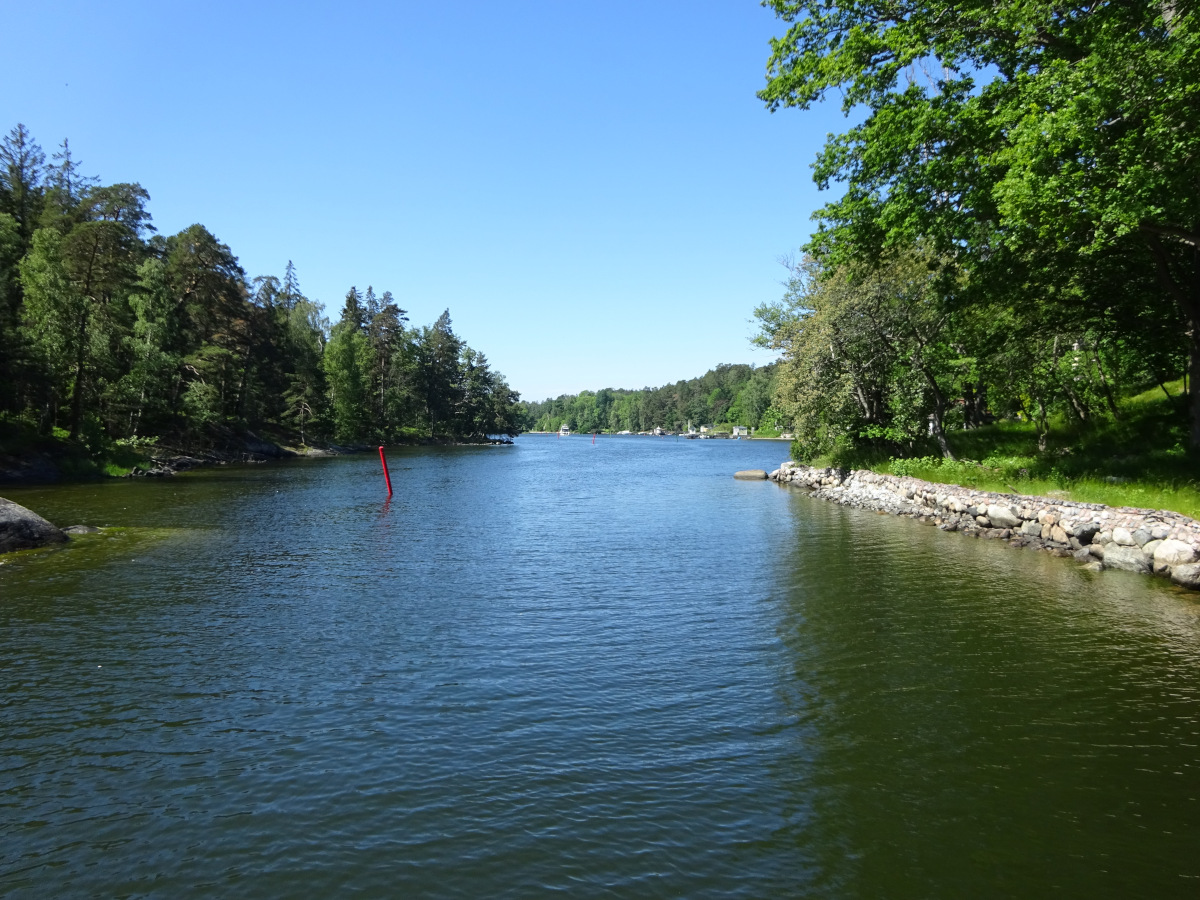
[760,1,1200,444]
[415,310,463,435]
[324,287,372,441]
[18,228,86,433]
[756,251,968,460]
[0,124,45,250]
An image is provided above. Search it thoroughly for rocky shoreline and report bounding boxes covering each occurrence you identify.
[768,462,1200,592]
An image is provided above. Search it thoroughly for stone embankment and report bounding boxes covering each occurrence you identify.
[768,462,1200,591]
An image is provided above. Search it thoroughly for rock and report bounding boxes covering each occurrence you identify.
[1073,547,1093,562]
[1103,543,1151,574]
[976,515,991,527]
[1082,561,1105,573]
[987,505,1021,528]
[1020,520,1042,537]
[1170,563,1200,590]
[1151,524,1171,541]
[0,498,67,553]
[1132,528,1153,547]
[1072,523,1100,544]
[1141,539,1163,560]
[1155,539,1197,568]
[734,470,768,480]
[1050,525,1069,544]
[1112,527,1136,546]
[62,525,100,535]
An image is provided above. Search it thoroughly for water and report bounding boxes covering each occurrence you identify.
[2,436,1199,897]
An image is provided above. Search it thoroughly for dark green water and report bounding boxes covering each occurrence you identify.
[2,436,1199,897]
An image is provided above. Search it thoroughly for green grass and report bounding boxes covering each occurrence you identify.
[803,380,1200,519]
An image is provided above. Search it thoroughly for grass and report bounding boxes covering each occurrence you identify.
[802,380,1200,519]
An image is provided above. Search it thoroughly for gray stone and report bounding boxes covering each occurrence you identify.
[1154,539,1197,567]
[1081,561,1105,573]
[1020,520,1042,537]
[1170,563,1200,590]
[1103,543,1151,574]
[1132,528,1153,547]
[1112,527,1135,546]
[734,469,768,480]
[1050,525,1069,544]
[1073,547,1093,562]
[987,505,1021,528]
[1151,524,1171,541]
[1072,523,1100,544]
[0,498,67,553]
[976,515,991,527]
[1141,539,1163,560]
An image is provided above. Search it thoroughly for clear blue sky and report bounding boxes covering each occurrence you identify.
[3,1,845,402]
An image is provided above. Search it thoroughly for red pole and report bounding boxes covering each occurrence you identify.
[378,445,393,496]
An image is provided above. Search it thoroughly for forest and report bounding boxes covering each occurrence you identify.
[523,363,779,435]
[0,124,523,461]
[755,2,1199,477]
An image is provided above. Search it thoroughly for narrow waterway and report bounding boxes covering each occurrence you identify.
[2,436,1198,897]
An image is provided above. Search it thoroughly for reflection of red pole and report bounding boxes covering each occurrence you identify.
[378,446,393,496]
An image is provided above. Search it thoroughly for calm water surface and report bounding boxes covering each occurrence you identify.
[2,436,1199,897]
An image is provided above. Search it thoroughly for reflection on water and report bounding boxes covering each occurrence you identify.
[2,437,1199,897]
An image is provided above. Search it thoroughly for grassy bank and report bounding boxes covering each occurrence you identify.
[798,380,1200,519]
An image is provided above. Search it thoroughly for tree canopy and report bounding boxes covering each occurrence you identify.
[0,124,522,452]
[759,1,1200,450]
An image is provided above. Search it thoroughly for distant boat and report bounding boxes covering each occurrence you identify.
[559,423,570,436]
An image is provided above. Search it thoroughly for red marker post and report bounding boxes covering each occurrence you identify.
[378,445,393,496]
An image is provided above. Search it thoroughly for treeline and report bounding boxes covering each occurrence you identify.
[0,124,521,451]
[756,2,1198,459]
[524,362,779,433]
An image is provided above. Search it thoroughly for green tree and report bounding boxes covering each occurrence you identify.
[324,287,372,442]
[760,1,1200,444]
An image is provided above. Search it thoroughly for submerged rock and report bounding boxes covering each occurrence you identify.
[62,525,101,535]
[0,498,67,553]
[734,469,768,480]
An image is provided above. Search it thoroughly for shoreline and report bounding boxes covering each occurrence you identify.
[769,461,1200,592]
[0,434,516,487]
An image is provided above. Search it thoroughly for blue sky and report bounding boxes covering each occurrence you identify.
[3,1,846,402]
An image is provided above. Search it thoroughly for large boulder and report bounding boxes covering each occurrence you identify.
[0,498,67,553]
[734,469,768,480]
[1102,543,1151,574]
[986,505,1020,529]
[1170,563,1200,590]
[1154,539,1197,568]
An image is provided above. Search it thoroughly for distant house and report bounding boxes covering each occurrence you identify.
[699,425,711,434]
[732,425,748,436]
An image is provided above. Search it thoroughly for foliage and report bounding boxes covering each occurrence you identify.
[523,363,778,434]
[0,124,522,455]
[760,0,1200,445]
